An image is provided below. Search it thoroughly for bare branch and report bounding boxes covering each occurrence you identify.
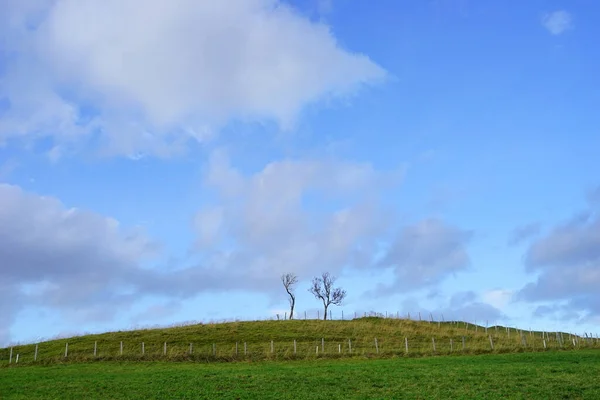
[308,272,346,320]
[281,273,298,319]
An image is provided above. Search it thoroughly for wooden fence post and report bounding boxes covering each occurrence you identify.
[244,342,247,355]
[9,347,13,364]
[163,342,167,356]
[120,341,123,355]
[94,341,97,357]
[34,344,38,361]
[270,341,274,354]
[432,337,436,352]
[293,340,296,355]
[142,342,145,355]
[450,339,453,352]
[65,343,68,358]
[348,339,352,353]
[405,337,408,354]
[375,338,379,354]
[489,335,494,350]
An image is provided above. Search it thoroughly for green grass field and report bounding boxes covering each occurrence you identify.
[1,350,599,399]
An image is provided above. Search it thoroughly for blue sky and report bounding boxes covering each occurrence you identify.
[1,0,599,346]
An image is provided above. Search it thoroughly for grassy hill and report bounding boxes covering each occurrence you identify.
[1,317,595,365]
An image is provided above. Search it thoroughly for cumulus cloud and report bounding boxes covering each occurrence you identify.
[0,184,159,343]
[377,219,472,291]
[153,151,401,296]
[508,222,541,246]
[0,0,386,157]
[518,205,600,320]
[542,10,573,35]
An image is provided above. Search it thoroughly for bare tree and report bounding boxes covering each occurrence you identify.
[281,273,298,320]
[309,272,346,320]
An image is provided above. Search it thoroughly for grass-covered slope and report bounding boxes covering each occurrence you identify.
[1,317,596,365]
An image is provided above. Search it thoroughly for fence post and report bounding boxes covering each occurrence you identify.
[321,338,324,352]
[375,338,379,354]
[543,340,547,349]
[94,341,97,357]
[342,310,344,320]
[405,337,408,354]
[15,354,19,364]
[462,336,465,350]
[34,344,38,361]
[489,335,494,350]
[244,342,247,355]
[338,344,341,353]
[9,347,12,364]
[190,343,193,355]
[163,342,167,356]
[142,342,145,355]
[348,339,352,353]
[120,341,123,356]
[65,343,68,358]
[293,340,297,355]
[432,337,436,352]
[271,341,274,354]
[450,339,453,352]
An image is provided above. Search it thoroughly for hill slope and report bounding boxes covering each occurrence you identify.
[1,317,594,365]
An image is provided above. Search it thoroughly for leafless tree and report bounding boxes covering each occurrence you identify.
[309,272,346,320]
[281,273,298,320]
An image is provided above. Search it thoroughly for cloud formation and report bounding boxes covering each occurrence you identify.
[378,219,472,290]
[170,151,400,295]
[0,0,386,157]
[542,10,573,35]
[518,206,600,320]
[0,184,158,343]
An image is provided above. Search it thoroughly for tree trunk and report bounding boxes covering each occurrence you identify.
[289,297,295,320]
[323,304,328,320]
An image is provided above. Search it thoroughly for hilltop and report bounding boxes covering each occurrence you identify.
[2,316,591,366]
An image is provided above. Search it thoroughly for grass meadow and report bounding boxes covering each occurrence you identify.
[1,317,599,398]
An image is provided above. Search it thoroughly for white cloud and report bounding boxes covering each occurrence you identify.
[188,151,398,288]
[542,10,573,35]
[376,218,473,291]
[0,0,386,157]
[0,184,159,344]
[518,205,600,321]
